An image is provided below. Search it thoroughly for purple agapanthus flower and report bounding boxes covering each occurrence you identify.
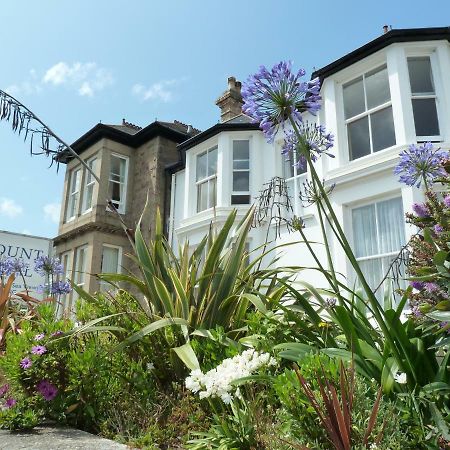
[425,282,440,293]
[411,306,423,318]
[50,281,72,296]
[242,61,322,143]
[281,122,334,170]
[0,384,9,398]
[410,280,425,290]
[394,142,449,188]
[20,357,33,369]
[34,255,64,277]
[412,202,430,218]
[5,397,17,408]
[31,345,47,355]
[36,380,58,401]
[0,257,14,277]
[444,195,450,208]
[434,224,444,234]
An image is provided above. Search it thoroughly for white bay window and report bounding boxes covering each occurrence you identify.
[231,140,250,205]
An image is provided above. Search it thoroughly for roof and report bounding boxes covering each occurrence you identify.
[312,26,450,83]
[58,119,200,163]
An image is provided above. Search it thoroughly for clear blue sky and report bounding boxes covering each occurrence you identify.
[0,0,448,238]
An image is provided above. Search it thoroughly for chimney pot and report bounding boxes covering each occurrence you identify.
[383,25,389,34]
[216,76,243,122]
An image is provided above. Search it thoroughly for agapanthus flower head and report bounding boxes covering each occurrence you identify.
[425,282,440,293]
[0,257,14,277]
[0,384,9,398]
[242,61,321,142]
[31,345,47,355]
[412,202,430,218]
[434,224,444,234]
[4,397,16,408]
[4,258,29,276]
[20,357,33,369]
[34,255,64,277]
[36,380,58,401]
[281,122,334,171]
[50,280,72,296]
[394,142,449,188]
[444,194,450,208]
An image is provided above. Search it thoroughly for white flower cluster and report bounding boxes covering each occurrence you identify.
[185,349,276,404]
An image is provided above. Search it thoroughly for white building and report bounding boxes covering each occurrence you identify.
[169,26,450,296]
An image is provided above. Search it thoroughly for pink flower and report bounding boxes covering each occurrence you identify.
[5,397,16,408]
[36,380,58,401]
[20,357,33,369]
[0,384,9,398]
[34,333,45,341]
[31,345,47,355]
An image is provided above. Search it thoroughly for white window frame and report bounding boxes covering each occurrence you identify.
[57,250,72,317]
[74,245,88,291]
[108,153,129,214]
[282,152,307,216]
[196,146,218,213]
[406,53,442,142]
[82,156,97,214]
[65,167,81,222]
[343,64,396,160]
[231,140,251,205]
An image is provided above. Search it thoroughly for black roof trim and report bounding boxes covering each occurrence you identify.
[58,121,191,163]
[312,27,450,82]
[177,122,260,151]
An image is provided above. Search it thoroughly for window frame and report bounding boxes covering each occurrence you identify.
[100,244,122,291]
[65,167,81,222]
[282,151,307,217]
[231,140,251,205]
[108,153,129,215]
[195,146,218,213]
[406,54,442,142]
[343,64,396,161]
[82,156,97,214]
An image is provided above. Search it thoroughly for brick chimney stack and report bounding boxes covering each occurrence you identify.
[215,76,243,122]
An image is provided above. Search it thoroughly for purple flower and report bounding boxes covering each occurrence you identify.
[411,306,423,318]
[34,333,45,341]
[434,224,444,234]
[51,330,64,337]
[31,345,47,355]
[412,202,430,218]
[0,384,9,398]
[444,195,450,208]
[5,397,16,408]
[36,380,58,401]
[394,142,449,188]
[34,255,64,277]
[410,281,425,290]
[20,357,33,369]
[325,297,337,308]
[241,61,321,143]
[281,123,334,170]
[0,257,14,277]
[425,282,440,293]
[50,281,72,296]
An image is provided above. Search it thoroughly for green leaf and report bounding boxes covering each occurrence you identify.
[172,342,200,371]
[381,357,399,394]
[427,311,450,322]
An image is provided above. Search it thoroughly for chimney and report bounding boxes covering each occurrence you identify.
[383,24,391,34]
[215,76,243,122]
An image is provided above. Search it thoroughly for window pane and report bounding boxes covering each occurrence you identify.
[207,148,218,176]
[283,158,295,179]
[412,98,440,136]
[408,57,435,94]
[366,66,390,109]
[233,140,249,160]
[377,197,405,254]
[196,152,207,181]
[231,194,251,205]
[101,247,120,273]
[352,204,378,258]
[348,116,371,160]
[111,156,125,180]
[110,181,122,202]
[343,76,365,119]
[233,171,249,192]
[358,258,384,301]
[208,179,216,209]
[197,182,207,212]
[233,159,249,170]
[371,106,396,152]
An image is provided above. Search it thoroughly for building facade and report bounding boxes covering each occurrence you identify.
[168,27,450,297]
[54,119,198,314]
